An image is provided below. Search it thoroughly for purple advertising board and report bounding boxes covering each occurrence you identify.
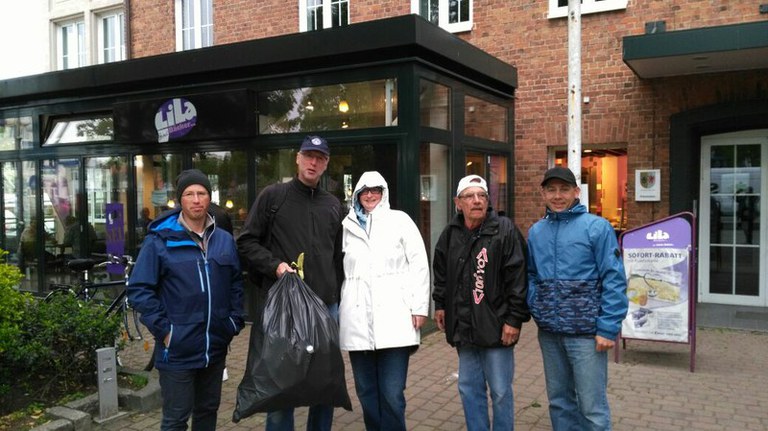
[620,214,694,343]
[105,202,125,276]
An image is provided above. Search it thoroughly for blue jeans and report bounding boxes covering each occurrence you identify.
[457,345,515,431]
[538,330,611,431]
[158,360,225,431]
[348,347,411,431]
[266,303,339,431]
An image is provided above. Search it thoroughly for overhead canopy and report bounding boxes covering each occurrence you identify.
[623,20,768,79]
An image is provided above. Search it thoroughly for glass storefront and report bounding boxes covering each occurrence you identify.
[0,19,517,308]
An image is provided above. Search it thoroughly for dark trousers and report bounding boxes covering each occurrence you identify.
[349,347,411,431]
[158,360,226,431]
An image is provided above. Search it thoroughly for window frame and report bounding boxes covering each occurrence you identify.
[410,0,473,33]
[56,18,87,70]
[547,0,628,19]
[97,10,126,64]
[175,0,213,51]
[299,0,350,32]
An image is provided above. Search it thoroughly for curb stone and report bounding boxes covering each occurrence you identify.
[31,369,160,431]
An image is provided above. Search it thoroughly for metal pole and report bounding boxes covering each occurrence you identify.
[567,0,582,185]
[96,347,119,420]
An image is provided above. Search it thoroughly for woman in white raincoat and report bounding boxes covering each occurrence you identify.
[339,170,430,431]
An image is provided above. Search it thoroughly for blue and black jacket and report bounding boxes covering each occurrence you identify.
[527,201,628,340]
[127,208,245,371]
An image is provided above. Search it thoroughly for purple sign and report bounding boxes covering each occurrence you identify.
[621,215,693,342]
[154,98,197,143]
[105,202,125,276]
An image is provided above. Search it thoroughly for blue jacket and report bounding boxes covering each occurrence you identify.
[526,202,628,339]
[128,208,245,370]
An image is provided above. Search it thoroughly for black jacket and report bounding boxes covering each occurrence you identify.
[432,210,530,347]
[237,178,344,304]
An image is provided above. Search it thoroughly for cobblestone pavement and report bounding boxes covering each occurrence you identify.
[107,323,768,430]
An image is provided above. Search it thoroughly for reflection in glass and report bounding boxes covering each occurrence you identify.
[135,154,183,244]
[708,246,732,295]
[193,151,248,236]
[258,79,397,134]
[735,247,760,296]
[18,161,37,292]
[0,117,33,150]
[44,115,114,145]
[86,157,128,274]
[464,95,507,142]
[2,162,20,265]
[420,142,450,262]
[420,80,450,130]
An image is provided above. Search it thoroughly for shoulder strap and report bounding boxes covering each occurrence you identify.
[263,182,290,248]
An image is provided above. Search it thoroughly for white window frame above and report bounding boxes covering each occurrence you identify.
[547,0,628,19]
[410,0,473,33]
[175,0,213,51]
[97,10,125,64]
[56,18,87,70]
[299,0,350,32]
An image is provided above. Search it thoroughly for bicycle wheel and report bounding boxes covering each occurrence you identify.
[44,286,78,302]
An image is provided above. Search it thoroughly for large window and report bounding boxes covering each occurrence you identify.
[43,114,114,146]
[258,79,398,134]
[57,19,86,70]
[300,0,349,32]
[412,0,472,33]
[464,95,507,142]
[98,10,125,63]
[420,80,450,130]
[176,0,213,51]
[548,0,628,19]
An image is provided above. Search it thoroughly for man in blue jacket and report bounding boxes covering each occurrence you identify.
[128,168,245,431]
[527,166,628,431]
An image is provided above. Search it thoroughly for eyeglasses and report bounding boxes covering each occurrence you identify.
[360,187,383,196]
[181,191,210,200]
[458,192,489,201]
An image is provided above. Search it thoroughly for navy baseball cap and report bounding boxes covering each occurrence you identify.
[299,135,330,156]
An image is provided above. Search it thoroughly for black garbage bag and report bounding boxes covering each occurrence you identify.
[232,272,352,422]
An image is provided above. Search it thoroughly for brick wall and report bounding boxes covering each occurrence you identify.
[130,0,175,57]
[127,0,767,232]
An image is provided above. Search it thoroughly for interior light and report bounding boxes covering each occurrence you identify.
[466,161,473,166]
[306,100,314,112]
[225,199,234,209]
[338,100,349,113]
[167,199,176,208]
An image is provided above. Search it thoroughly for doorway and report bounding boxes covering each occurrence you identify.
[700,130,767,306]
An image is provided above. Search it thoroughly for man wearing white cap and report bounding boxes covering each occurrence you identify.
[432,174,530,431]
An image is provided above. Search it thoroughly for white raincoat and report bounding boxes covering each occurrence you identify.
[339,171,431,351]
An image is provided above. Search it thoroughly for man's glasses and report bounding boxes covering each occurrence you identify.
[458,192,489,201]
[181,191,210,199]
[360,187,383,196]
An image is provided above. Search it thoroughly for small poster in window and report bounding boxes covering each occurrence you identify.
[635,169,660,201]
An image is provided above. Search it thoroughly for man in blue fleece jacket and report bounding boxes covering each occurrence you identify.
[527,166,628,431]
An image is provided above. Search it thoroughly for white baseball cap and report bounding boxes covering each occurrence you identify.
[456,174,488,197]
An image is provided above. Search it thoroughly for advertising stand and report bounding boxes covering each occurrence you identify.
[614,212,697,372]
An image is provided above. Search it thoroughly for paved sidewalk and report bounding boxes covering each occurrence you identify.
[109,323,768,431]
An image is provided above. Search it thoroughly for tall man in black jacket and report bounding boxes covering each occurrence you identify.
[432,174,530,431]
[237,135,344,431]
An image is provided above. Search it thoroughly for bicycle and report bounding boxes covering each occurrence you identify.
[45,254,155,371]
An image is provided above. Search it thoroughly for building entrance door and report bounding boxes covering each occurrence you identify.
[700,130,767,306]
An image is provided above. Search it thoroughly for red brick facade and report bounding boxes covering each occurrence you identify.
[127,0,768,232]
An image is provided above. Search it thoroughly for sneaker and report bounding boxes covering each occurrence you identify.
[222,367,229,382]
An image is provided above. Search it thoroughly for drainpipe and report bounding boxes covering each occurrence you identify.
[567,0,582,184]
[124,0,132,59]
